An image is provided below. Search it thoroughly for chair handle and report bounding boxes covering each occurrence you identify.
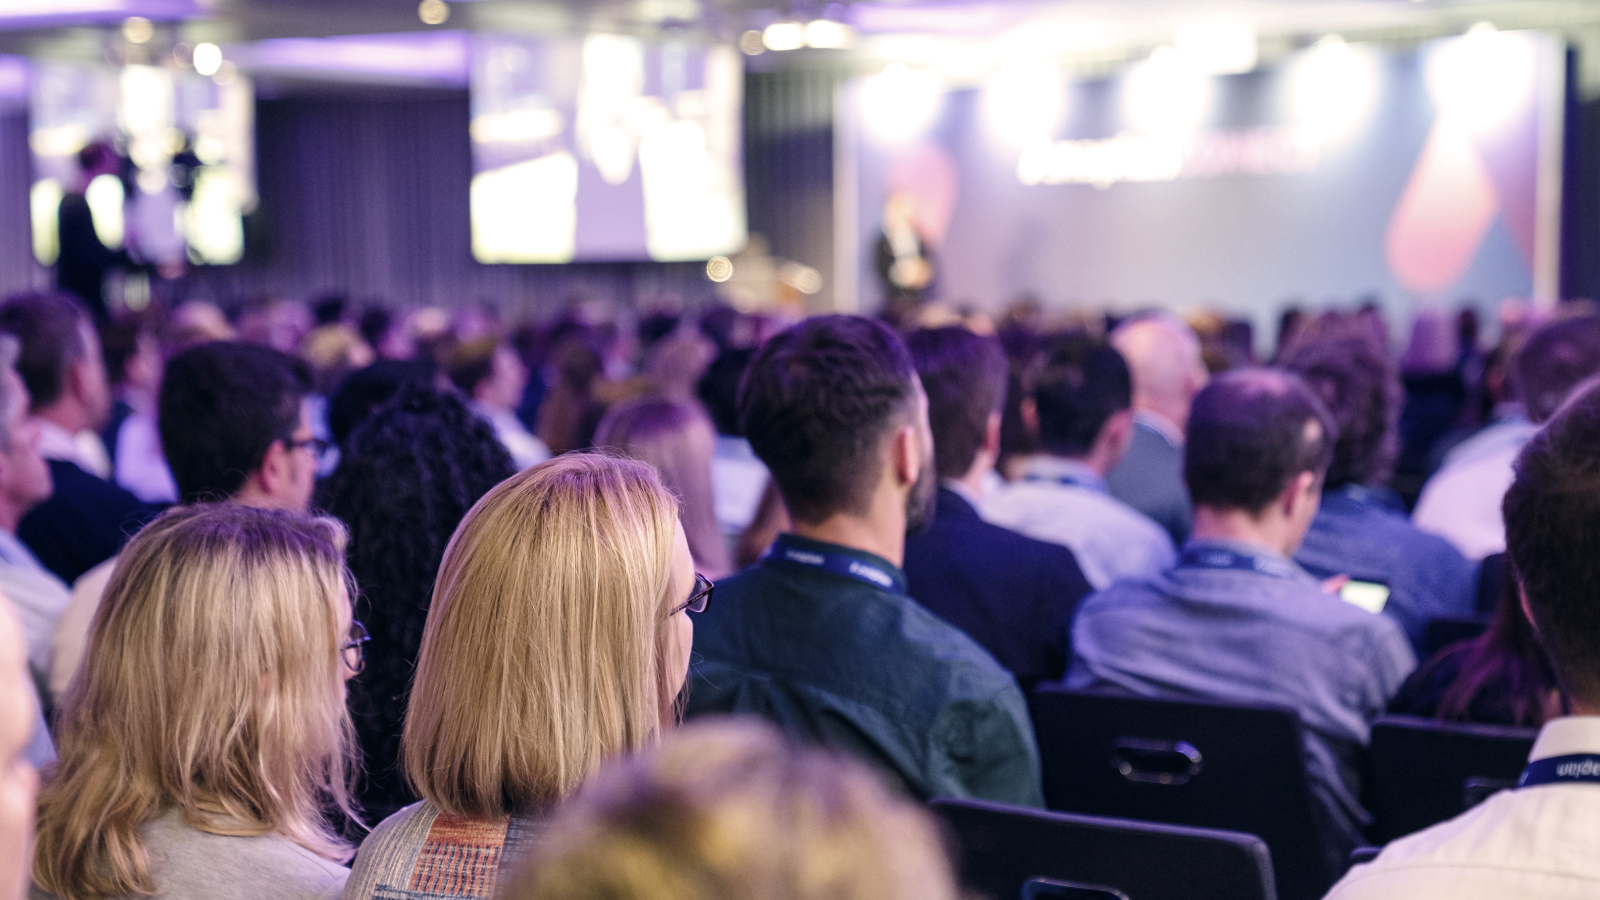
[1110,737,1203,785]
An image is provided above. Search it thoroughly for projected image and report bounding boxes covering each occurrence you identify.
[470,33,745,264]
[30,60,255,269]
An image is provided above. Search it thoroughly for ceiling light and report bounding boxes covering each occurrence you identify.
[738,30,765,56]
[1174,20,1257,75]
[121,16,153,44]
[192,42,222,76]
[419,0,450,26]
[762,22,804,52]
[804,20,853,50]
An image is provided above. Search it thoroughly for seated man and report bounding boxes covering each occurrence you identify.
[685,315,1042,806]
[447,338,550,471]
[986,334,1176,589]
[0,337,67,687]
[0,292,154,585]
[903,326,1093,693]
[1068,370,1415,865]
[1327,380,1600,898]
[1281,321,1476,649]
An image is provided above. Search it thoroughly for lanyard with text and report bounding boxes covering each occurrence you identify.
[1177,547,1302,581]
[764,537,906,594]
[1518,754,1600,788]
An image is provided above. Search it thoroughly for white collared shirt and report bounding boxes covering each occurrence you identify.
[35,418,111,479]
[1326,716,1600,899]
[472,402,552,472]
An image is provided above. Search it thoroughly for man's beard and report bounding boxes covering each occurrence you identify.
[904,461,938,537]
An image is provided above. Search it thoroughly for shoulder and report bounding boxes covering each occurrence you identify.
[345,802,442,897]
[143,813,349,898]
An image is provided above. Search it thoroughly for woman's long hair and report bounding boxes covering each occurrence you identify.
[402,454,682,818]
[1435,561,1561,727]
[33,505,359,900]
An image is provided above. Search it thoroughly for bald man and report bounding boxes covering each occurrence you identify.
[1105,314,1208,545]
[0,594,41,900]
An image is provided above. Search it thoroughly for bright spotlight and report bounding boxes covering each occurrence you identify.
[1124,47,1210,136]
[192,42,222,76]
[1175,20,1257,75]
[706,256,734,282]
[1292,36,1377,139]
[804,20,854,49]
[859,63,944,145]
[739,30,765,55]
[1426,24,1536,135]
[418,0,450,25]
[762,22,805,52]
[121,16,154,45]
[984,62,1066,146]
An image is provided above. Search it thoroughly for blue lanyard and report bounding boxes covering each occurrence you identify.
[1518,754,1600,788]
[1177,547,1302,581]
[1023,473,1100,491]
[764,536,907,595]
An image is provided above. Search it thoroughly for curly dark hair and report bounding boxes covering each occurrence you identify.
[1278,317,1402,488]
[315,383,515,824]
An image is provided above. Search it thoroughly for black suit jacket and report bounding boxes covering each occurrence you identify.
[903,487,1095,692]
[19,459,158,585]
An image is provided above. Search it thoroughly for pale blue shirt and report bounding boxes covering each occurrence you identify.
[0,529,72,678]
[985,456,1177,589]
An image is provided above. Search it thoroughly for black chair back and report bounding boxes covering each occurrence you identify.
[1367,714,1536,842]
[933,798,1277,900]
[1032,686,1332,900]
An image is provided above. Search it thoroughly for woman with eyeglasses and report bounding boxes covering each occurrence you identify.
[342,454,705,900]
[31,504,363,900]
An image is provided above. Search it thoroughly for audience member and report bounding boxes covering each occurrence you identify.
[0,292,153,585]
[902,327,1093,692]
[0,337,69,687]
[97,312,174,503]
[1393,308,1468,503]
[1326,379,1600,898]
[684,315,1041,806]
[1388,562,1561,728]
[986,334,1177,589]
[316,384,515,823]
[699,346,769,538]
[324,359,435,449]
[1,595,41,900]
[535,336,607,455]
[1413,315,1600,559]
[30,504,359,899]
[503,720,961,900]
[446,338,550,470]
[1281,322,1476,648]
[343,455,698,898]
[1068,370,1415,871]
[1105,313,1207,545]
[47,341,318,702]
[596,395,731,577]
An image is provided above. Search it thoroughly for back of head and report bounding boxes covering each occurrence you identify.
[1516,315,1600,423]
[504,719,959,900]
[159,341,311,503]
[34,504,355,900]
[443,336,499,395]
[1032,334,1131,457]
[403,454,680,817]
[1185,370,1337,514]
[1109,313,1205,406]
[907,326,1007,480]
[0,291,90,412]
[700,347,755,437]
[1278,318,1402,487]
[737,315,917,523]
[325,359,436,447]
[1503,381,1600,708]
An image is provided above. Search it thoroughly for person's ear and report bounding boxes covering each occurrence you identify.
[255,439,291,499]
[1020,398,1039,437]
[891,423,920,490]
[1105,409,1135,456]
[982,410,1002,458]
[1280,471,1318,519]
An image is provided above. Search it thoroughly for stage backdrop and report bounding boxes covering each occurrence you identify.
[839,29,1565,337]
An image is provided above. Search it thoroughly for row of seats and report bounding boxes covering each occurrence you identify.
[960,687,1537,900]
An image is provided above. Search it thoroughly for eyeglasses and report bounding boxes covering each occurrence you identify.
[285,436,332,460]
[670,573,713,617]
[341,620,370,674]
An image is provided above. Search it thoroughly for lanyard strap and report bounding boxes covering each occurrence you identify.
[764,538,906,595]
[1177,547,1302,581]
[1518,754,1600,788]
[1022,473,1101,491]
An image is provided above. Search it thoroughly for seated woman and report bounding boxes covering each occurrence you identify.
[343,454,701,899]
[31,505,362,900]
[503,720,960,900]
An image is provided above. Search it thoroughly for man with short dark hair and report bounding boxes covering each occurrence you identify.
[1068,370,1415,868]
[685,315,1042,806]
[1282,322,1476,648]
[0,292,152,585]
[1414,314,1600,559]
[445,337,548,471]
[48,341,322,701]
[1327,380,1600,898]
[986,334,1176,588]
[902,327,1093,692]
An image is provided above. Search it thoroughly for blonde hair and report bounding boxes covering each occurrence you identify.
[402,453,681,818]
[595,394,731,577]
[33,505,358,900]
[504,719,962,900]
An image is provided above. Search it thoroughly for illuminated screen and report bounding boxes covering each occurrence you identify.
[29,61,255,267]
[470,33,746,264]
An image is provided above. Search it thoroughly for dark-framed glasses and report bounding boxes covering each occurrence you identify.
[341,619,371,674]
[285,436,332,461]
[671,573,713,617]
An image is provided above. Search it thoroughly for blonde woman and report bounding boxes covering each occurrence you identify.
[343,454,701,899]
[31,505,362,900]
[595,394,732,577]
[503,719,961,900]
